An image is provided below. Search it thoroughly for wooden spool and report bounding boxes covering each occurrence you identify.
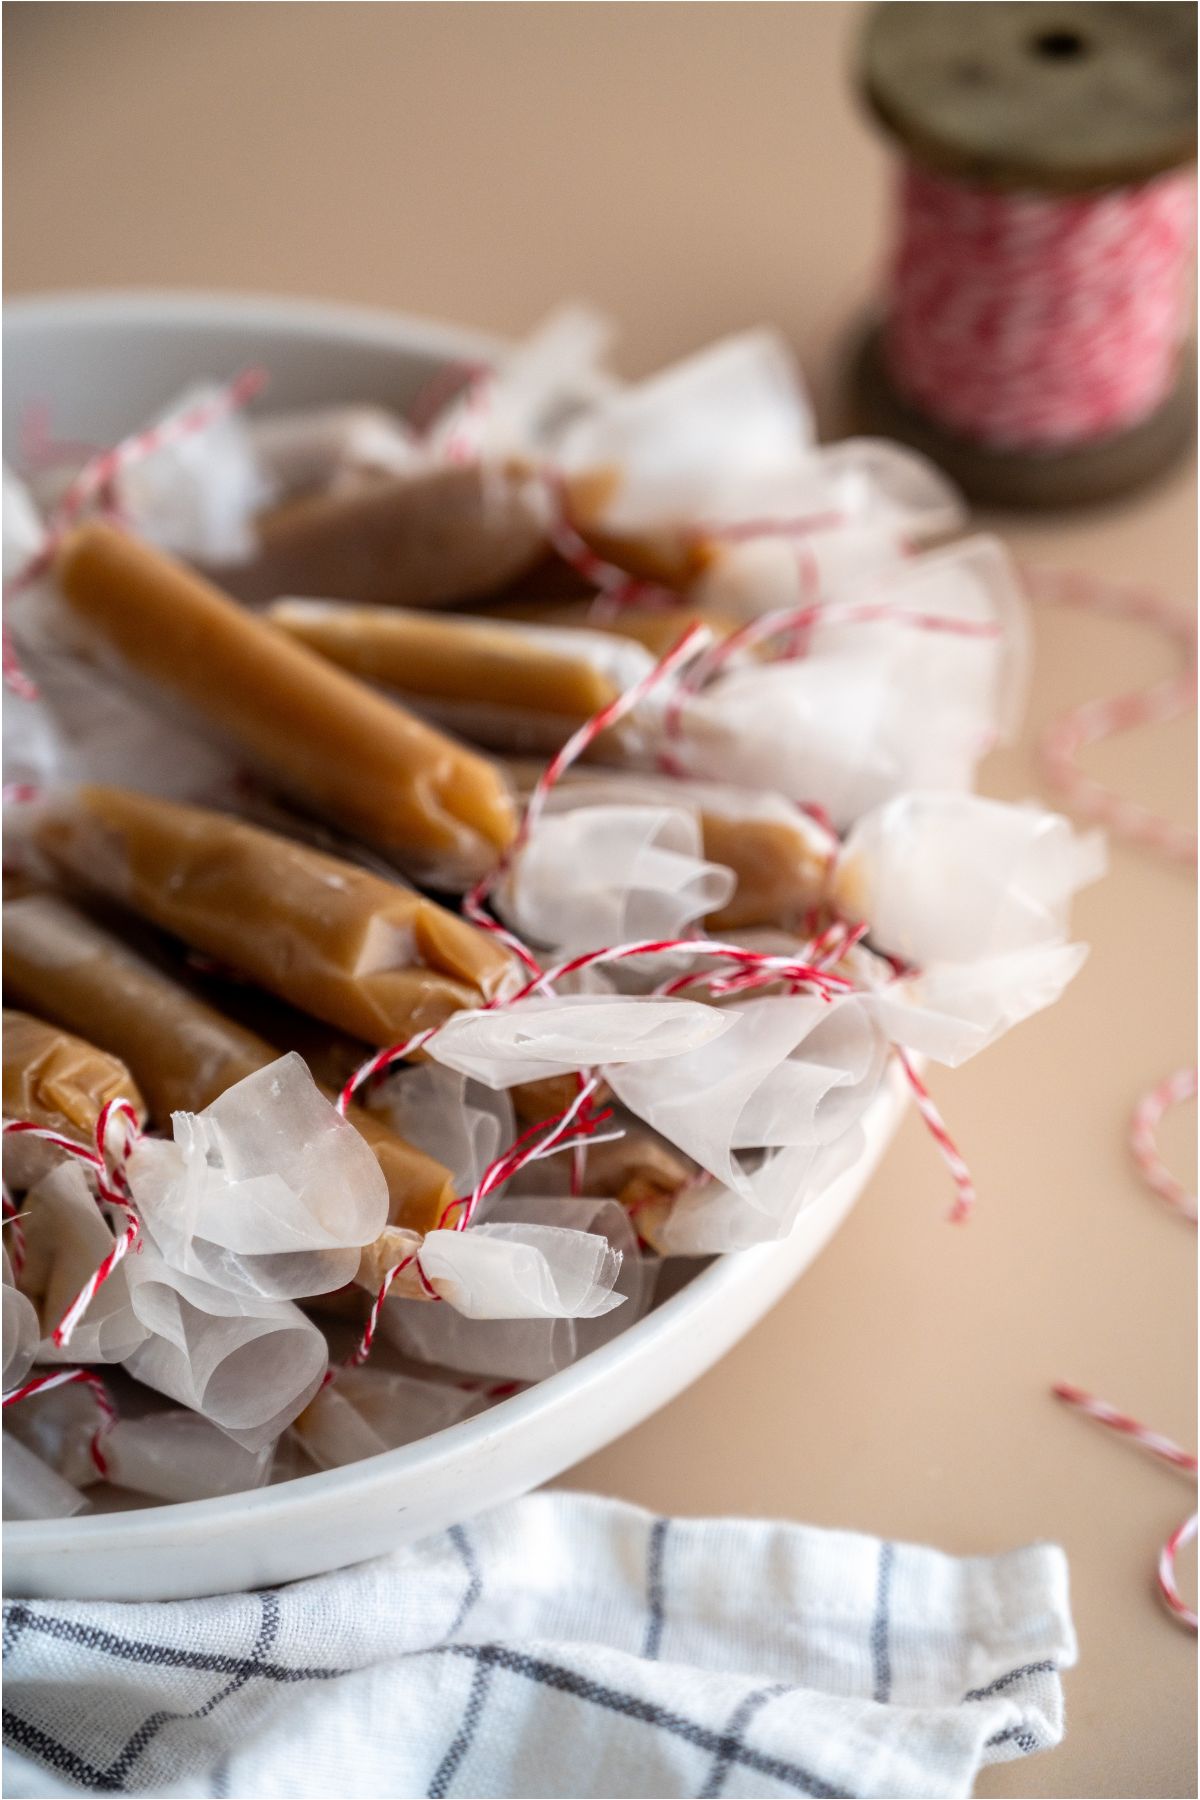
[850,2,1197,508]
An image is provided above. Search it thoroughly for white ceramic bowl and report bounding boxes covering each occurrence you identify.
[2,292,908,1601]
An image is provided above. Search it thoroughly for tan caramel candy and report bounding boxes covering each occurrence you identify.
[2,1009,146,1191]
[31,785,518,1047]
[268,601,626,725]
[2,896,454,1239]
[55,522,518,881]
[215,463,547,610]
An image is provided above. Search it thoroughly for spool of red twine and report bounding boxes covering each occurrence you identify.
[853,2,1197,508]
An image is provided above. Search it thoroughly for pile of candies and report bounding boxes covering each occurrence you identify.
[1,311,1102,1516]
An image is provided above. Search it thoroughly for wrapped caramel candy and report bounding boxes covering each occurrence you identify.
[505,763,834,933]
[2,894,455,1239]
[51,522,518,883]
[482,595,739,659]
[210,462,547,610]
[268,600,654,754]
[2,1009,146,1191]
[29,783,518,1046]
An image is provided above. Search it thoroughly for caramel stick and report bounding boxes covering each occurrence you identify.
[2,896,455,1238]
[54,522,517,880]
[211,462,546,610]
[268,601,626,723]
[31,784,517,1046]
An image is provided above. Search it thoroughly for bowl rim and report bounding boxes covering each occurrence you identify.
[2,288,898,1562]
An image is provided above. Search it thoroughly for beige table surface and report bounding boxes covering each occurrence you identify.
[5,5,1196,1795]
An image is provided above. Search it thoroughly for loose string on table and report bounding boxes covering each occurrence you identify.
[1053,1383,1197,1633]
[1029,567,1197,1633]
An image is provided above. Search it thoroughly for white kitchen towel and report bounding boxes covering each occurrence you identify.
[3,1492,1075,1799]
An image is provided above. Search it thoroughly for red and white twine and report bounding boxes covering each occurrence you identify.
[1053,1383,1197,1633]
[1023,562,1197,868]
[1130,1068,1198,1225]
[886,162,1196,451]
[2,368,268,700]
[0,1096,142,1347]
[1,1365,116,1478]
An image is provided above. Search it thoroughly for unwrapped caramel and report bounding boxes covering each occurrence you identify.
[2,895,455,1238]
[210,462,547,610]
[30,784,518,1046]
[53,522,518,882]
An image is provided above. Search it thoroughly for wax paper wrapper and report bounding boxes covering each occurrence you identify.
[2,467,220,805]
[519,766,836,933]
[606,993,887,1199]
[126,1054,390,1300]
[385,1196,648,1379]
[641,1128,868,1255]
[554,330,962,566]
[3,1247,40,1391]
[372,1064,514,1200]
[2,1376,104,1488]
[292,1366,484,1469]
[496,803,735,955]
[102,1410,274,1502]
[121,1239,328,1450]
[248,405,417,498]
[835,792,1104,965]
[640,535,1027,829]
[428,993,733,1088]
[19,1162,148,1364]
[415,1214,625,1322]
[3,1433,88,1520]
[692,519,910,623]
[833,792,1104,1064]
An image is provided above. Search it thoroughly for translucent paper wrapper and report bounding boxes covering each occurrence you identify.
[643,1128,868,1255]
[103,1411,274,1502]
[292,1366,483,1469]
[835,792,1105,967]
[554,330,962,548]
[3,1377,103,1488]
[529,770,834,933]
[127,1054,389,1300]
[3,1433,88,1520]
[854,943,1092,1069]
[642,536,1028,831]
[692,521,909,623]
[372,1064,514,1200]
[606,994,887,1199]
[114,383,275,565]
[428,993,733,1088]
[20,1163,148,1365]
[416,1217,625,1322]
[496,804,735,956]
[2,466,232,807]
[122,1244,328,1451]
[3,1247,40,1390]
[387,1196,648,1379]
[832,792,1104,1065]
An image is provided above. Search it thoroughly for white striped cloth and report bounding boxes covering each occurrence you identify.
[3,1492,1075,1798]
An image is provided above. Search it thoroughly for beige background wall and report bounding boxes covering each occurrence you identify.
[5,7,1196,1795]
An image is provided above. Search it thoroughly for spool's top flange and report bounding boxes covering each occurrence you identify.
[861,2,1197,191]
